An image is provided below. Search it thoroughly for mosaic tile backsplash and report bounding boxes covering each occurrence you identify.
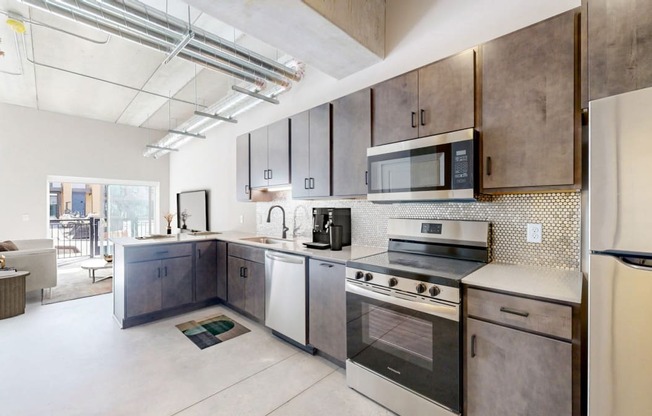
[257,192,581,270]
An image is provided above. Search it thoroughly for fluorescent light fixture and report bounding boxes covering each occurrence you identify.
[163,31,194,64]
[147,145,179,152]
[231,85,279,104]
[194,111,237,123]
[168,129,206,139]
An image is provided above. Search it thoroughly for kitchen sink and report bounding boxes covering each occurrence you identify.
[239,236,289,245]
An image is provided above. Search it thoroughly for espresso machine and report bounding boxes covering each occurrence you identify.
[307,208,351,249]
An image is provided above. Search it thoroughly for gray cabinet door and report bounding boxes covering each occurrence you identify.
[481,10,577,191]
[216,241,227,301]
[418,50,475,136]
[308,260,346,363]
[588,0,652,100]
[227,256,246,311]
[309,103,331,197]
[244,260,265,322]
[195,241,217,302]
[466,318,572,416]
[235,133,251,202]
[161,256,193,309]
[332,89,371,197]
[249,126,268,189]
[267,118,290,186]
[291,110,311,199]
[125,260,161,317]
[372,71,419,146]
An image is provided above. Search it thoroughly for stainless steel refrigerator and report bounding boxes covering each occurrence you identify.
[589,86,652,415]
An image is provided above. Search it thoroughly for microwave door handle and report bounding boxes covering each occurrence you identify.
[345,282,459,322]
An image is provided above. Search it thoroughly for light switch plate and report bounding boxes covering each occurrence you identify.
[527,223,542,243]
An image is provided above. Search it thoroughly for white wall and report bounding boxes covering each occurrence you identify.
[170,0,580,232]
[0,103,170,239]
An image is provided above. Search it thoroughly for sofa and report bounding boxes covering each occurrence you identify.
[1,239,57,292]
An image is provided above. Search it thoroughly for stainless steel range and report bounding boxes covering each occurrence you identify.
[345,218,490,416]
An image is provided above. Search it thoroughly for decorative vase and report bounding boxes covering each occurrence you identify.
[167,226,172,235]
[182,220,187,229]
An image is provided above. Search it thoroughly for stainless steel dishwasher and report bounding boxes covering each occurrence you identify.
[264,250,308,347]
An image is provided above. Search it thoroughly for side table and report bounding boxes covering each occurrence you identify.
[0,271,29,319]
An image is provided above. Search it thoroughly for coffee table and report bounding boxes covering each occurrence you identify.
[0,271,29,319]
[80,259,112,283]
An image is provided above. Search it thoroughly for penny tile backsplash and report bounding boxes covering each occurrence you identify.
[257,192,581,270]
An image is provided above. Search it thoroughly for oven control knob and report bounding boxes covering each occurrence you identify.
[429,285,441,296]
[388,278,398,287]
[364,273,373,282]
[355,271,364,280]
[416,283,427,294]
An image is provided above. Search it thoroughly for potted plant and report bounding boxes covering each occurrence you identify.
[163,212,175,234]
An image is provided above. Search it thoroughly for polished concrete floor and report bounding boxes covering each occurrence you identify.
[0,294,392,416]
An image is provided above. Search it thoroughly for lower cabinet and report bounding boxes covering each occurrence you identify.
[216,241,227,301]
[227,244,265,322]
[308,259,346,363]
[464,287,579,416]
[195,241,217,303]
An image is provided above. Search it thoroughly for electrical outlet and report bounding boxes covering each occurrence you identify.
[527,223,542,243]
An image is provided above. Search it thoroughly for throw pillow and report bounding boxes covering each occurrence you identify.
[0,241,19,252]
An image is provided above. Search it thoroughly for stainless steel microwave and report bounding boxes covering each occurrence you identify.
[366,128,477,202]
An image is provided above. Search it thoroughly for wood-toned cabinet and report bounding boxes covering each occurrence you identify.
[236,133,251,202]
[464,287,580,416]
[227,243,265,322]
[332,89,371,197]
[308,260,346,364]
[195,240,217,302]
[372,50,475,147]
[249,119,291,189]
[216,240,227,301]
[481,10,579,192]
[587,0,652,101]
[291,103,331,199]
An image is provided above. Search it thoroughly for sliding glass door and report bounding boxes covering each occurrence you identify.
[106,185,157,241]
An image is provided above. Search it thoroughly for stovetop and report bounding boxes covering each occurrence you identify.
[347,250,486,288]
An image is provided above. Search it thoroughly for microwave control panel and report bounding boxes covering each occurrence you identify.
[452,140,474,189]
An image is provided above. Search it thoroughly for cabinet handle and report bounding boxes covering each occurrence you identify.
[198,249,201,259]
[164,266,168,277]
[156,250,168,255]
[411,111,417,128]
[268,169,273,179]
[365,171,368,186]
[309,178,315,189]
[239,266,244,277]
[319,263,334,268]
[486,156,492,176]
[157,267,161,278]
[244,185,250,195]
[264,170,269,180]
[243,267,248,278]
[304,178,309,189]
[471,334,477,358]
[500,306,530,317]
[420,109,426,126]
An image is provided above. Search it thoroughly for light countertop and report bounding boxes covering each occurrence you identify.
[462,263,583,304]
[112,231,385,264]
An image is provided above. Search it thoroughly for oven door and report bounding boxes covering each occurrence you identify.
[346,281,461,413]
[366,129,475,202]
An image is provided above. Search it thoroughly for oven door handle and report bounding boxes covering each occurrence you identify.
[346,282,459,322]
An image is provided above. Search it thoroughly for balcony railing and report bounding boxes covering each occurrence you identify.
[49,218,101,260]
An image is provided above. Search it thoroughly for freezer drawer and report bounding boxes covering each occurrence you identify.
[589,254,652,416]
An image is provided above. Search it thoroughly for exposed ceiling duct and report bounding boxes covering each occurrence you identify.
[18,0,302,88]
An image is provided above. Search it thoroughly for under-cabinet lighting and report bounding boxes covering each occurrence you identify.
[163,31,194,65]
[168,129,206,139]
[231,85,279,104]
[194,111,237,123]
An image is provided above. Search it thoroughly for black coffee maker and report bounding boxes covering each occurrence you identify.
[311,208,351,248]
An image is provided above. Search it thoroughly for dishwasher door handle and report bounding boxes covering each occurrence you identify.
[265,252,304,264]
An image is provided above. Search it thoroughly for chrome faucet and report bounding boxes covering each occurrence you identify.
[266,205,289,239]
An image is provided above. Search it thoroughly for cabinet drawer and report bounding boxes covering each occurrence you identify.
[466,288,572,340]
[125,243,192,263]
[228,243,265,264]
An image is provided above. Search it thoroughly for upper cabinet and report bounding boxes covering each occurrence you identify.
[236,133,251,202]
[588,0,652,101]
[332,89,372,197]
[481,10,580,192]
[250,119,291,189]
[372,50,475,147]
[291,103,331,199]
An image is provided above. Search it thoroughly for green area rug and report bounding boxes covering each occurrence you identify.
[176,314,250,350]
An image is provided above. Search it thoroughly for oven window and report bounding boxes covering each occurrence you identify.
[368,145,451,193]
[364,303,434,371]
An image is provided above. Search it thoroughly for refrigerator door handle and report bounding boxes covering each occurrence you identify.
[616,255,652,272]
